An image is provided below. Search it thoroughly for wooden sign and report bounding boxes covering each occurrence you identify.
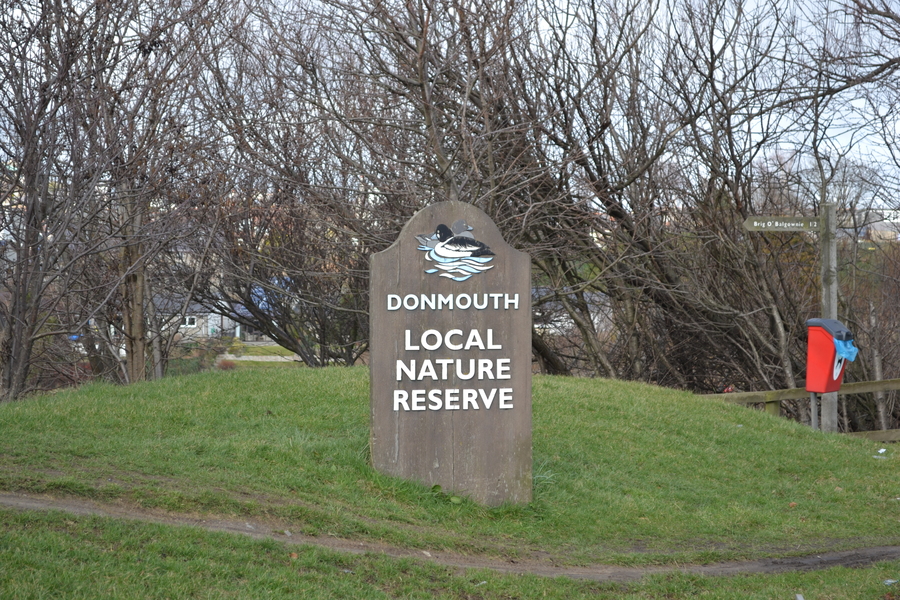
[369,201,532,506]
[742,216,820,232]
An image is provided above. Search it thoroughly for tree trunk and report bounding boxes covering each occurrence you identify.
[870,302,889,430]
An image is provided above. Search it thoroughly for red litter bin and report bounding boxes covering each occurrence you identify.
[805,318,854,394]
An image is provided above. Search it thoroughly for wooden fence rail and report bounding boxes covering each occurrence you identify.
[703,378,900,441]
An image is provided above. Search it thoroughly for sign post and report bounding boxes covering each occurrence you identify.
[742,208,839,430]
[819,204,839,432]
[369,202,532,505]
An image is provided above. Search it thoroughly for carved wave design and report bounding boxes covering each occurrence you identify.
[420,246,495,282]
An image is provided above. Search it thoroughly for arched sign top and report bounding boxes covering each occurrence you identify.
[383,200,526,282]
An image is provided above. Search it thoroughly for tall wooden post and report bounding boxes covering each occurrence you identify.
[820,203,839,432]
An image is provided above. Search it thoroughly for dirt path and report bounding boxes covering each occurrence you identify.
[3,491,899,583]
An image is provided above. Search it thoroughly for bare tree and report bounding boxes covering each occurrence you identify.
[0,0,123,399]
[77,0,216,382]
[174,1,375,365]
[0,0,217,398]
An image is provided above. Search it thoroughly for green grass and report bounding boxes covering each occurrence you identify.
[239,344,297,357]
[231,360,300,370]
[1,368,899,597]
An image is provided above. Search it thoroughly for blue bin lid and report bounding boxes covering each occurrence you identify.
[806,318,853,341]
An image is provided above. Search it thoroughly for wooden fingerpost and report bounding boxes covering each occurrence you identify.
[369,202,532,506]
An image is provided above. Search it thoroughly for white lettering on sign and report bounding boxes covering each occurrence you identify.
[396,358,512,381]
[388,300,516,413]
[404,329,502,352]
[387,293,520,311]
[393,388,514,411]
